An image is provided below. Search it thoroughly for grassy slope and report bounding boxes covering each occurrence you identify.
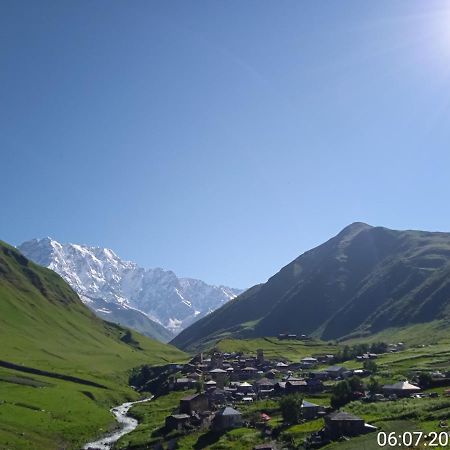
[172,223,450,351]
[215,337,338,361]
[215,331,450,374]
[0,241,187,449]
[342,320,450,346]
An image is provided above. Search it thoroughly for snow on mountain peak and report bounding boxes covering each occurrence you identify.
[18,238,244,333]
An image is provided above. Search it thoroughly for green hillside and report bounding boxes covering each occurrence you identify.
[172,223,450,351]
[215,337,338,361]
[0,241,187,449]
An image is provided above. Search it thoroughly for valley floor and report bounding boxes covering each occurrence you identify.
[0,335,187,450]
[114,337,450,450]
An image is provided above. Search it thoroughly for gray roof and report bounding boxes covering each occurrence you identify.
[176,377,191,383]
[383,381,421,391]
[325,366,346,372]
[302,400,319,408]
[170,414,190,420]
[285,376,304,381]
[181,393,203,401]
[255,377,275,385]
[286,380,307,386]
[327,411,362,421]
[217,406,241,416]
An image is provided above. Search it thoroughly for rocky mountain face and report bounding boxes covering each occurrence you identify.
[18,238,243,339]
[172,223,450,350]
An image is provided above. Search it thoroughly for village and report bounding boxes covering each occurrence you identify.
[133,336,450,450]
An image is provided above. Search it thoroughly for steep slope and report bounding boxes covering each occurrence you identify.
[18,238,243,335]
[0,240,186,449]
[0,240,186,373]
[172,223,450,350]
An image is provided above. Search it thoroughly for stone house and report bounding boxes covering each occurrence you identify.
[212,406,243,431]
[179,393,209,415]
[382,381,421,398]
[165,414,190,431]
[324,366,347,379]
[324,411,375,438]
[301,400,323,420]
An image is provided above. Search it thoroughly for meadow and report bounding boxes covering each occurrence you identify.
[216,337,339,362]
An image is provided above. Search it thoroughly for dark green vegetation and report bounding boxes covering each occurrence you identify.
[0,241,187,449]
[330,377,364,408]
[173,223,450,351]
[279,394,304,424]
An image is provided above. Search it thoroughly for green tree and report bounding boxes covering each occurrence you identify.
[367,376,381,394]
[342,345,352,361]
[279,394,303,424]
[418,372,433,389]
[363,359,378,373]
[370,342,388,354]
[348,375,363,392]
[331,380,352,408]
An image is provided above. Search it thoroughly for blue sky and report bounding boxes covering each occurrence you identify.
[1,1,450,288]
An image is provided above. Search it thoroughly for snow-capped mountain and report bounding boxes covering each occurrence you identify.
[18,238,243,336]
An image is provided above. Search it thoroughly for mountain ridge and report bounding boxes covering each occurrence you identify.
[18,237,243,339]
[172,223,450,350]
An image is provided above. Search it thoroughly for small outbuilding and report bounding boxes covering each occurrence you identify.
[238,381,254,394]
[301,400,323,420]
[324,366,347,379]
[209,368,228,388]
[255,378,275,391]
[212,406,243,431]
[165,413,190,431]
[382,381,421,398]
[205,380,217,390]
[324,411,376,438]
[179,393,208,414]
[285,380,307,393]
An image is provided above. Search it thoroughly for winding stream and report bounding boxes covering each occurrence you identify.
[83,396,153,450]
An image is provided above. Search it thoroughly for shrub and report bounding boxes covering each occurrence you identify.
[279,394,303,424]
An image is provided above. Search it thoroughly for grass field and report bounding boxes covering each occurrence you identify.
[343,321,450,348]
[116,390,196,449]
[0,367,128,450]
[0,241,187,450]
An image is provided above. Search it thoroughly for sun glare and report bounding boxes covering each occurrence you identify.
[428,5,450,64]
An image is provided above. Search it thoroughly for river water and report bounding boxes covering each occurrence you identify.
[83,396,153,450]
